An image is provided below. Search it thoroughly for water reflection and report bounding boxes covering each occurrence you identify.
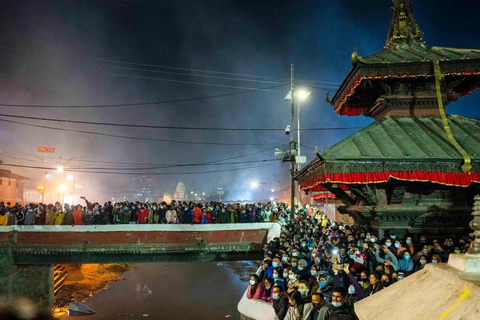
[60,261,260,320]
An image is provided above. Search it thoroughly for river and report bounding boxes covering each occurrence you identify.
[59,261,259,320]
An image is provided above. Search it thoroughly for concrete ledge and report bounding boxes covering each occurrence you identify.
[354,263,480,320]
[448,253,480,274]
[237,291,276,320]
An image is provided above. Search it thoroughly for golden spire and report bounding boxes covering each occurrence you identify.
[385,0,424,49]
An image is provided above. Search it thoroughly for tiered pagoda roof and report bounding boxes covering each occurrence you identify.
[297,0,480,192]
[332,0,480,117]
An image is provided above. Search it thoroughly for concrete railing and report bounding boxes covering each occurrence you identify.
[0,223,281,264]
[237,291,276,320]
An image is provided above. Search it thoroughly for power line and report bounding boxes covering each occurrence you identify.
[0,84,288,108]
[0,162,274,175]
[0,48,341,86]
[0,118,277,146]
[0,113,362,132]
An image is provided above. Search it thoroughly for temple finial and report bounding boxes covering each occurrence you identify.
[385,0,424,49]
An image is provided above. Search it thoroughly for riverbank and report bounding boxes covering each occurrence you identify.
[53,263,131,318]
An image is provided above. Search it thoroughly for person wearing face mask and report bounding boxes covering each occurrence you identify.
[358,271,370,291]
[246,274,265,300]
[404,236,416,255]
[287,270,300,294]
[273,269,287,292]
[311,292,329,320]
[397,251,414,274]
[272,285,289,320]
[309,265,320,288]
[262,277,275,302]
[431,254,442,264]
[394,240,407,257]
[383,238,397,257]
[380,274,392,288]
[129,203,139,224]
[312,273,333,302]
[297,259,311,281]
[318,287,358,320]
[298,280,311,303]
[281,253,290,267]
[285,290,313,320]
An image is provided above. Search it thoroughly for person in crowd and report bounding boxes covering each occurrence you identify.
[262,277,275,302]
[311,292,329,320]
[62,204,74,225]
[364,273,383,297]
[272,285,289,320]
[398,251,414,274]
[318,287,358,320]
[298,280,311,302]
[45,204,55,225]
[246,274,265,300]
[0,207,7,226]
[137,205,149,224]
[297,259,311,281]
[286,269,300,294]
[284,290,313,320]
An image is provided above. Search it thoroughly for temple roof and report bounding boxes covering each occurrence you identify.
[296,115,480,189]
[324,115,480,161]
[360,46,480,65]
[331,0,480,116]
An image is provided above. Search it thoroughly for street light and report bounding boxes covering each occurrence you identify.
[37,146,55,203]
[284,88,312,170]
[250,181,259,189]
[59,184,67,192]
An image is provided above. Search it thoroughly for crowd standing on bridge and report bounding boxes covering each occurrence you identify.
[0,197,284,226]
[245,204,474,320]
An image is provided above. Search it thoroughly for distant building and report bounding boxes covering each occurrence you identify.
[119,175,157,202]
[173,182,188,201]
[0,169,29,204]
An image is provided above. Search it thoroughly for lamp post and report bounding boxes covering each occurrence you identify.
[217,187,224,202]
[37,146,55,203]
[58,156,80,207]
[296,90,312,170]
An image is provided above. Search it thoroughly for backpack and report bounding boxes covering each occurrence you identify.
[326,305,356,320]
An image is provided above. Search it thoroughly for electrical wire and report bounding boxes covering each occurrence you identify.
[0,162,274,175]
[0,118,277,146]
[0,84,288,108]
[0,113,362,132]
[0,48,341,86]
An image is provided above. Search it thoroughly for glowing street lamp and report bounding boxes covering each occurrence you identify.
[57,166,64,173]
[271,189,275,193]
[250,181,259,189]
[59,184,67,192]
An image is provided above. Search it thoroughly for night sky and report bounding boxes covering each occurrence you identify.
[0,0,479,202]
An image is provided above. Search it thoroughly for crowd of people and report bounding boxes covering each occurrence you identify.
[245,205,474,320]
[0,197,286,226]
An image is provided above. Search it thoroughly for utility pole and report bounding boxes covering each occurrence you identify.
[290,64,296,224]
[37,146,55,203]
[42,153,46,203]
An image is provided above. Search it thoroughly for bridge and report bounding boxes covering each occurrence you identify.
[0,223,280,308]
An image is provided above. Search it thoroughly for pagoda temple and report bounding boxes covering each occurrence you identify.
[296,0,480,237]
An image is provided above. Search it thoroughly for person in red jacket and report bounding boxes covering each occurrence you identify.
[73,205,84,225]
[192,205,202,224]
[137,206,149,224]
